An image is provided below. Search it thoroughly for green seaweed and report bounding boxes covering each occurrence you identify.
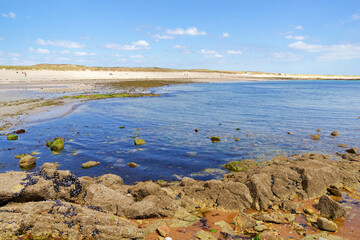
[63,93,160,99]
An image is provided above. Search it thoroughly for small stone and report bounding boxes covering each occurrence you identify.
[254,225,268,232]
[214,220,235,235]
[14,129,26,134]
[7,134,18,140]
[316,129,321,132]
[235,137,239,141]
[317,217,338,232]
[327,185,342,197]
[134,139,145,145]
[283,214,295,222]
[287,132,293,135]
[306,215,318,223]
[233,212,256,229]
[330,131,339,137]
[309,134,320,141]
[303,208,315,215]
[338,144,348,148]
[157,225,171,237]
[345,147,358,154]
[195,128,199,132]
[256,211,285,224]
[194,230,217,240]
[119,126,125,129]
[81,161,100,169]
[127,162,139,168]
[211,136,221,143]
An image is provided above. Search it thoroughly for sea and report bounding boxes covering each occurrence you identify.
[1,80,360,184]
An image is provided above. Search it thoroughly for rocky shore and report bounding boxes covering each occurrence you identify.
[1,151,359,240]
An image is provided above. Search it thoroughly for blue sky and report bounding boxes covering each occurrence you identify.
[1,0,360,75]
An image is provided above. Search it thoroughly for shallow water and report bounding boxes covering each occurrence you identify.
[1,80,360,184]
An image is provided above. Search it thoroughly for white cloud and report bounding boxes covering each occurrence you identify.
[226,50,243,54]
[28,47,50,54]
[1,12,16,18]
[288,41,360,60]
[166,27,206,36]
[105,40,150,51]
[213,54,224,58]
[36,38,84,48]
[153,34,174,40]
[295,25,303,30]
[130,55,144,58]
[200,49,217,54]
[8,53,20,57]
[269,52,302,62]
[61,50,71,54]
[351,13,360,21]
[74,52,96,56]
[286,35,307,40]
[222,32,230,38]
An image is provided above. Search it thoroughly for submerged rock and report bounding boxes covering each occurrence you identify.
[19,154,37,171]
[211,136,221,143]
[134,139,145,145]
[7,134,18,140]
[309,134,320,141]
[346,147,358,154]
[46,137,65,154]
[127,162,139,168]
[223,159,259,172]
[81,161,100,169]
[330,131,339,137]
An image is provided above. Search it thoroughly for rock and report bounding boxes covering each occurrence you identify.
[124,195,179,219]
[0,200,144,239]
[81,161,100,169]
[84,184,134,216]
[327,185,342,197]
[39,162,59,176]
[233,212,256,229]
[350,155,360,162]
[7,134,18,140]
[281,201,303,211]
[316,129,321,132]
[223,159,259,172]
[287,132,293,134]
[129,181,168,201]
[157,225,171,237]
[0,171,27,205]
[47,137,65,154]
[214,220,235,235]
[194,230,217,240]
[345,147,358,154]
[235,137,239,141]
[195,128,199,132]
[96,174,124,190]
[119,126,125,129]
[256,211,286,224]
[270,155,290,165]
[210,136,221,143]
[127,162,139,168]
[330,131,339,137]
[134,138,145,145]
[306,214,318,223]
[246,173,274,210]
[303,208,315,215]
[309,134,320,141]
[338,144,348,148]
[317,217,338,232]
[14,129,26,134]
[317,195,346,219]
[283,213,295,222]
[254,224,268,232]
[14,154,26,159]
[19,154,37,171]
[258,230,280,240]
[180,177,196,186]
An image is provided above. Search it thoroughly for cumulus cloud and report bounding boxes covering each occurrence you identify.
[222,32,230,38]
[226,50,242,54]
[295,25,303,30]
[200,49,217,54]
[74,52,96,56]
[105,40,150,50]
[166,27,206,36]
[288,41,360,60]
[61,50,71,54]
[199,49,223,58]
[36,38,84,48]
[28,47,50,54]
[153,34,174,41]
[213,54,224,58]
[1,12,16,18]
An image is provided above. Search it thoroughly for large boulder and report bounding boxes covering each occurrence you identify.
[19,154,37,171]
[317,195,346,219]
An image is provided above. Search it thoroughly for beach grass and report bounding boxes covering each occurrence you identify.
[62,93,160,99]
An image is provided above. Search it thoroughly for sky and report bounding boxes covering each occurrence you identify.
[1,0,360,75]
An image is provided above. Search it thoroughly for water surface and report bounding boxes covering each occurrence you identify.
[1,80,360,184]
